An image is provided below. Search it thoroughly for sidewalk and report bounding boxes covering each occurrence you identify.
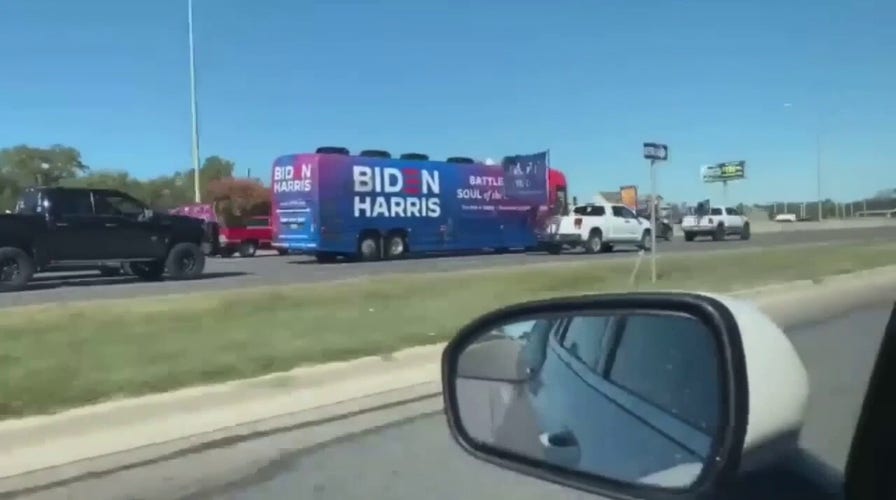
[2,266,896,487]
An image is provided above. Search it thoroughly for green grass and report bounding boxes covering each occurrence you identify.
[2,242,895,419]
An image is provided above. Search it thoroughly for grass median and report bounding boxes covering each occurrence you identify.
[2,242,895,419]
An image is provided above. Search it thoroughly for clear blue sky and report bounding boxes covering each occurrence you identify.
[1,0,893,203]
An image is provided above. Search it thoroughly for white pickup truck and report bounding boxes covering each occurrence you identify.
[539,203,653,254]
[681,206,751,241]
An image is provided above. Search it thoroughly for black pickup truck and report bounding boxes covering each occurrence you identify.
[0,187,208,291]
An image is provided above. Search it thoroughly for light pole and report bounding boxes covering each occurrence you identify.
[815,129,822,221]
[784,103,823,220]
[188,0,201,203]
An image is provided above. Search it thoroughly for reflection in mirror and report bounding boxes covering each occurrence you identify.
[454,310,721,490]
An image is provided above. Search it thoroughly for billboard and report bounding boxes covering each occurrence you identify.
[620,185,638,212]
[701,161,745,183]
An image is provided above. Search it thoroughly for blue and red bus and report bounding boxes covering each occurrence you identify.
[270,148,567,262]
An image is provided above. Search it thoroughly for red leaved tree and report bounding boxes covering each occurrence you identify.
[204,177,271,227]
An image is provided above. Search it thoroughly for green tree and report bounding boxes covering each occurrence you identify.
[0,144,89,187]
[0,144,259,214]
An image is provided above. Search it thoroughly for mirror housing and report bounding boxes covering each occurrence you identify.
[441,292,809,499]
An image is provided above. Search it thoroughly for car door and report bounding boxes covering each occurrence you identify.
[91,190,165,259]
[619,206,643,238]
[726,207,744,229]
[44,189,106,261]
[610,205,638,240]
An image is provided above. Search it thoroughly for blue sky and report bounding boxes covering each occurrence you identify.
[1,0,893,203]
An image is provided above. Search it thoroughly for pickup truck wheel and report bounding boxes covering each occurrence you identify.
[0,247,34,292]
[684,232,695,242]
[639,230,652,250]
[238,241,257,258]
[740,223,751,240]
[585,232,603,254]
[712,225,725,241]
[166,242,206,280]
[130,261,165,281]
[663,225,673,241]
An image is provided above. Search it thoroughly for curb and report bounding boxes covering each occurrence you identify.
[2,266,896,492]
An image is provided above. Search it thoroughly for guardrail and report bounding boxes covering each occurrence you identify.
[855,209,896,218]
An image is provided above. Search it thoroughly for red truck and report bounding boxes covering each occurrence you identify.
[169,204,287,257]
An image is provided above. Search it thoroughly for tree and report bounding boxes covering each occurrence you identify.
[205,177,270,226]
[0,144,89,187]
[0,144,262,215]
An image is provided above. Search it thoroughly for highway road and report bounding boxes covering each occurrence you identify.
[1,225,894,308]
[16,301,893,500]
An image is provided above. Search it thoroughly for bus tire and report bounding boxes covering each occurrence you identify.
[358,234,381,261]
[384,233,407,259]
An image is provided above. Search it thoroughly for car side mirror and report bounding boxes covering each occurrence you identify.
[441,292,809,499]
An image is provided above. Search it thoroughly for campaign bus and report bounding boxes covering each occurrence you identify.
[271,148,564,262]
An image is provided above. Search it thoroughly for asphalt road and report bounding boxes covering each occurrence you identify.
[20,301,893,500]
[1,225,894,308]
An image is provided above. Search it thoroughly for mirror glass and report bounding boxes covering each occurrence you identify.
[453,310,722,489]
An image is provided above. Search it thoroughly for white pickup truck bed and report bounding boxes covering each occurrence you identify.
[681,206,751,242]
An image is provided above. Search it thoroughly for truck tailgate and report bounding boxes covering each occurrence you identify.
[681,215,714,229]
[555,216,585,234]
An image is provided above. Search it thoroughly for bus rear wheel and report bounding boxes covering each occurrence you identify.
[384,233,407,259]
[358,234,381,261]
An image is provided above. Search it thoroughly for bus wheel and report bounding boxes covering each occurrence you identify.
[384,233,406,259]
[358,234,381,261]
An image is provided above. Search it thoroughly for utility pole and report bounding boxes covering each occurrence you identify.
[188,0,202,203]
[816,130,823,221]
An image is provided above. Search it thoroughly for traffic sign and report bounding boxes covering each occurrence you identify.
[643,143,668,161]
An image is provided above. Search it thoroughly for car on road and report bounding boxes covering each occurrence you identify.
[539,203,653,254]
[0,186,208,291]
[169,204,285,257]
[681,202,751,241]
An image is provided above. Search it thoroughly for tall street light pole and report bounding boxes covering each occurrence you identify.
[784,103,823,221]
[188,0,201,203]
[815,129,823,221]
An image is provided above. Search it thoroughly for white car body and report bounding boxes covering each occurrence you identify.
[681,206,750,241]
[540,203,653,254]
